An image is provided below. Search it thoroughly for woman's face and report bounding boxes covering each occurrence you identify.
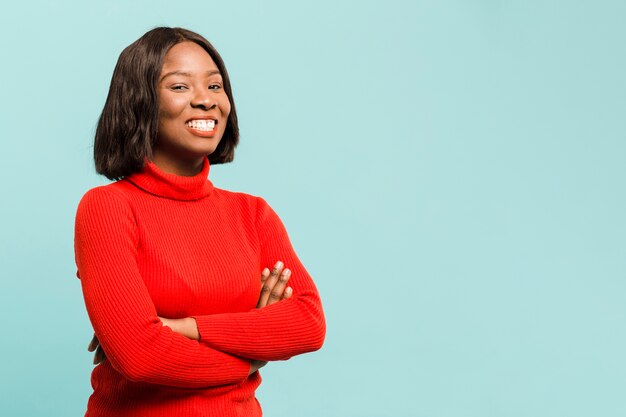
[153,41,231,174]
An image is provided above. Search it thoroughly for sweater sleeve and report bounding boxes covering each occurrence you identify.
[74,187,250,388]
[192,197,326,361]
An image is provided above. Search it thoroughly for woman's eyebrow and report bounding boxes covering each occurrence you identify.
[160,69,221,82]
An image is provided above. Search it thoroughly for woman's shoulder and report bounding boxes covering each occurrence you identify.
[74,182,140,247]
[213,186,266,206]
[212,187,274,218]
[76,181,134,214]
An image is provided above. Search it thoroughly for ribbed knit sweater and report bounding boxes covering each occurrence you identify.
[73,156,326,417]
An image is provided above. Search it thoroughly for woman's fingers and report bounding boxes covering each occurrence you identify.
[88,333,107,365]
[257,261,285,308]
[249,359,268,375]
[94,345,107,365]
[260,268,270,285]
[257,262,283,307]
[87,334,99,352]
[282,286,293,300]
[267,268,290,306]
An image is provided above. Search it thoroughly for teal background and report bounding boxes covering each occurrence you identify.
[1,1,625,416]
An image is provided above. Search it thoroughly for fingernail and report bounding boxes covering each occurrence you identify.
[282,269,291,276]
[275,261,283,269]
[262,268,270,275]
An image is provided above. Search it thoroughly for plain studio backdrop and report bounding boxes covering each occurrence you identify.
[1,1,625,416]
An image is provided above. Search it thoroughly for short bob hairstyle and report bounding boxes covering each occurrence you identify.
[94,27,239,180]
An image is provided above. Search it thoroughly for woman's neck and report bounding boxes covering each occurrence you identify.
[150,150,205,177]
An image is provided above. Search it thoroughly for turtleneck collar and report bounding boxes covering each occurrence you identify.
[125,156,214,201]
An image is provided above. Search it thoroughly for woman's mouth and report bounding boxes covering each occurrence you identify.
[186,119,217,136]
[186,119,216,131]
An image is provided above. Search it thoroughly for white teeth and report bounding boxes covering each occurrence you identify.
[187,119,216,131]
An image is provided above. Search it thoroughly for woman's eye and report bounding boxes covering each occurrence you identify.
[170,85,187,91]
[209,84,222,90]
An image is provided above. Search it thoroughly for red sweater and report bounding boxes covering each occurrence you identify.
[74,156,326,417]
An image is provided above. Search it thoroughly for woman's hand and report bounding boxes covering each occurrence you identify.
[249,359,267,375]
[257,261,293,308]
[87,318,199,365]
[159,317,200,340]
[248,261,293,375]
[88,334,106,365]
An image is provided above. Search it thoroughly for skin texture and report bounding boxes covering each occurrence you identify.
[152,41,232,176]
[88,42,294,375]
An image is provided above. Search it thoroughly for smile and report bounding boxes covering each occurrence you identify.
[186,119,216,131]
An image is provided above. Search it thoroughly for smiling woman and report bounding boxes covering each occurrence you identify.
[154,42,232,176]
[74,27,325,417]
[93,28,240,181]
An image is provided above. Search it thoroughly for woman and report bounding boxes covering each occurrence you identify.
[74,27,326,417]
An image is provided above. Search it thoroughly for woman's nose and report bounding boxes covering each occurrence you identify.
[191,89,216,110]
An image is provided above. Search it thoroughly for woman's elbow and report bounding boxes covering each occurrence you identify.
[299,309,326,353]
[310,315,326,352]
[302,294,326,352]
